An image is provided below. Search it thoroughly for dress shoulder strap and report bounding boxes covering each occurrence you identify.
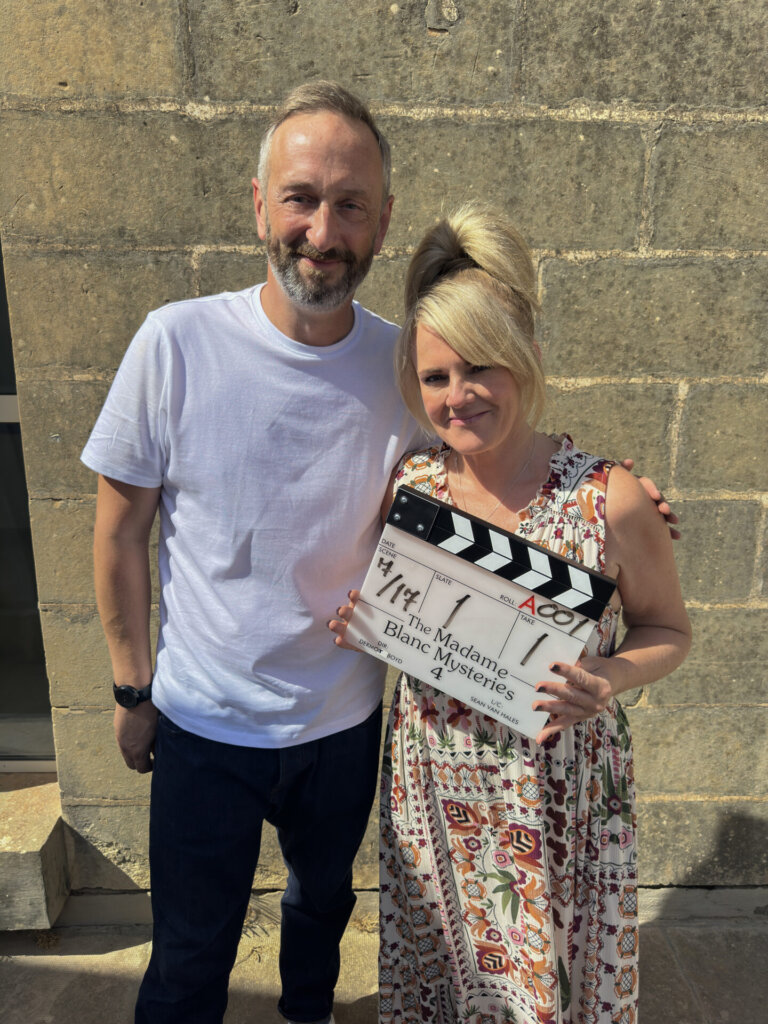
[534,436,617,533]
[392,446,449,502]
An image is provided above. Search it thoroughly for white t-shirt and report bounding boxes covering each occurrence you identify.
[82,285,421,747]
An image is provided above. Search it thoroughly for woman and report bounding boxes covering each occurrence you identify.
[331,205,691,1024]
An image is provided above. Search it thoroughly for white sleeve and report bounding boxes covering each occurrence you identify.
[81,313,170,487]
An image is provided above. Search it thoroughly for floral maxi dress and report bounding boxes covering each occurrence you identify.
[379,437,638,1024]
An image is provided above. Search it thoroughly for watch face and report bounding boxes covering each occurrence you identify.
[114,685,140,708]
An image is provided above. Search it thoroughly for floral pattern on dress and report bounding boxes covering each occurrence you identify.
[381,436,637,1024]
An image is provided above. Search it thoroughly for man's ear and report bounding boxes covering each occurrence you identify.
[252,178,267,241]
[373,195,394,255]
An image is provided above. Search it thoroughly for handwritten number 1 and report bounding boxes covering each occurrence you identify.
[442,594,471,629]
[520,632,547,666]
[376,573,403,597]
[569,617,589,636]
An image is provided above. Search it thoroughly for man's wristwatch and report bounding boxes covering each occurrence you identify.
[113,682,153,708]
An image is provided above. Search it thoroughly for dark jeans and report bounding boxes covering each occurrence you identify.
[135,703,382,1024]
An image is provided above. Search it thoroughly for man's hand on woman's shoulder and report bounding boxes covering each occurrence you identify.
[619,458,680,540]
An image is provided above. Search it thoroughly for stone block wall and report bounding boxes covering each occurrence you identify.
[1,0,766,896]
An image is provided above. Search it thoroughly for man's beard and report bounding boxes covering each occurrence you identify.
[266,227,374,311]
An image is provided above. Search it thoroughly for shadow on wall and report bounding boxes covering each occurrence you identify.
[638,808,768,1024]
[662,807,768,889]
[62,820,148,893]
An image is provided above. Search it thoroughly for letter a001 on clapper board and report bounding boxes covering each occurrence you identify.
[345,486,617,740]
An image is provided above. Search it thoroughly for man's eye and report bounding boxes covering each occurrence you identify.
[340,202,369,220]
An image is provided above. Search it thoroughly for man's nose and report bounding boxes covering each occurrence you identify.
[306,204,339,252]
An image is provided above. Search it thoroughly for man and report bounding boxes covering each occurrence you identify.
[83,80,674,1024]
[82,82,418,1024]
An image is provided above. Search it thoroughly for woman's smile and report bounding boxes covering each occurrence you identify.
[448,408,489,426]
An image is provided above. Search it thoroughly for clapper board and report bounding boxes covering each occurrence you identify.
[345,485,617,740]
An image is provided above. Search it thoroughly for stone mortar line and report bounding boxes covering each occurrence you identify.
[635,121,664,251]
[639,702,768,710]
[645,708,768,715]
[529,247,768,261]
[663,490,768,501]
[16,368,117,383]
[27,489,109,500]
[3,96,768,127]
[4,239,767,262]
[667,381,688,489]
[38,602,99,612]
[684,599,768,610]
[656,918,768,931]
[535,251,546,308]
[28,496,95,508]
[751,502,767,598]
[28,495,96,508]
[186,242,266,264]
[643,794,768,804]
[547,374,767,387]
[2,240,265,257]
[177,0,198,101]
[34,483,765,503]
[189,246,204,298]
[53,705,132,712]
[514,0,528,99]
[61,796,151,808]
[640,885,768,893]
[55,708,116,716]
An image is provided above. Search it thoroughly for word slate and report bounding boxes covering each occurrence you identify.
[345,485,617,740]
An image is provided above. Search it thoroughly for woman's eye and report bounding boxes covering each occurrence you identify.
[470,364,491,374]
[421,374,446,385]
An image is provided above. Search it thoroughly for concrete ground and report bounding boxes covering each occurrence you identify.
[1,890,766,1023]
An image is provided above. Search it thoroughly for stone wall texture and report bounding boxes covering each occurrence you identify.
[1,0,766,897]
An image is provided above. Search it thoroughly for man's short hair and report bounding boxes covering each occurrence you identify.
[257,80,392,201]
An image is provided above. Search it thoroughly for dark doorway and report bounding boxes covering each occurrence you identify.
[0,243,54,767]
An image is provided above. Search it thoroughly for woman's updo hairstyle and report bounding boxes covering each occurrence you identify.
[395,204,545,434]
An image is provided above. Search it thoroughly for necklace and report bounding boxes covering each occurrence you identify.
[452,434,537,521]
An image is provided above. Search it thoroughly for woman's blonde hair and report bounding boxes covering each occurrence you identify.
[395,204,545,433]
